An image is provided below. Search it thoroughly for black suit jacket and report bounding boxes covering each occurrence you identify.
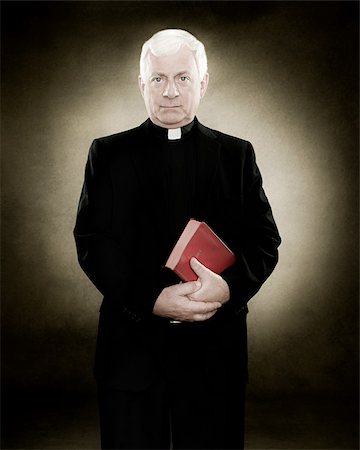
[74,118,281,391]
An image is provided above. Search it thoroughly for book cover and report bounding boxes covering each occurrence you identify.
[165,219,236,282]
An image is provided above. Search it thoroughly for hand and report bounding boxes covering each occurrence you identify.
[153,280,222,322]
[187,258,230,305]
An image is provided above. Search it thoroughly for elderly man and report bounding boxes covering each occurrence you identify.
[74,29,281,450]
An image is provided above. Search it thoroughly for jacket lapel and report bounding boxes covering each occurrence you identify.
[128,121,170,253]
[129,120,165,207]
[191,120,221,220]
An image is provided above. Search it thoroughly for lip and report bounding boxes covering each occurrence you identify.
[160,106,181,108]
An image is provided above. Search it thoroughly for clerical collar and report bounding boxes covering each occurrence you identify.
[168,128,181,140]
[149,119,195,141]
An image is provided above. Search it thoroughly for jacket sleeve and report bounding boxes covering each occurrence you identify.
[221,141,281,313]
[73,139,163,322]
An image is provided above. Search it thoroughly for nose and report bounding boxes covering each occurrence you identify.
[163,80,179,98]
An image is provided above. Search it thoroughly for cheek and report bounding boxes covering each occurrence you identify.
[150,92,161,108]
[187,92,200,111]
[144,88,159,105]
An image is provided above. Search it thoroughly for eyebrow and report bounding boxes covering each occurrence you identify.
[150,71,190,78]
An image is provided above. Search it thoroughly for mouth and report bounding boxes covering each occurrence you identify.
[160,105,181,109]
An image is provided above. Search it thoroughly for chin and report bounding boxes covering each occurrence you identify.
[156,112,189,128]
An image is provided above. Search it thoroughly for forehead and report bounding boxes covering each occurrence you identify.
[148,46,198,75]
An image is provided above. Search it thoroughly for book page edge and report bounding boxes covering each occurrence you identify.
[165,219,200,269]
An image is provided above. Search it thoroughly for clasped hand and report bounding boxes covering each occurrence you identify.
[153,258,230,322]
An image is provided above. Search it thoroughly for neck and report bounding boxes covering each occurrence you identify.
[148,118,196,141]
[150,117,195,129]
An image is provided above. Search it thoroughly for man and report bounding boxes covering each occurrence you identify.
[74,29,281,450]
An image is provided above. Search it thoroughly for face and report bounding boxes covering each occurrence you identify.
[139,46,209,128]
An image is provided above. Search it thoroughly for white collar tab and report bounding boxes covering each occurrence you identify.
[168,128,182,140]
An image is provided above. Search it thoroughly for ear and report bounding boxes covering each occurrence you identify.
[138,75,145,98]
[200,72,209,99]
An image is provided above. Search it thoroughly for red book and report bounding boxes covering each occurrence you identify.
[165,219,236,282]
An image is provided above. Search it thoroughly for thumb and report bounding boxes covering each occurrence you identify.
[190,257,209,278]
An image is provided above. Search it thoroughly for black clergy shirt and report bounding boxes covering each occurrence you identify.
[148,120,197,247]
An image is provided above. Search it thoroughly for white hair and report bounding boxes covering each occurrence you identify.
[139,29,208,80]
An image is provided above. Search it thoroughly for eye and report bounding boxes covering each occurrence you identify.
[179,76,189,82]
[152,76,162,83]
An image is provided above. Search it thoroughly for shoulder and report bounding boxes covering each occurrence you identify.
[86,121,147,165]
[198,121,251,147]
[197,121,254,159]
[94,121,147,148]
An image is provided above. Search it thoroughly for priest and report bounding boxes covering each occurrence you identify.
[74,28,281,450]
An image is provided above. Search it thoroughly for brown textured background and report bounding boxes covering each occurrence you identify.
[1,1,358,399]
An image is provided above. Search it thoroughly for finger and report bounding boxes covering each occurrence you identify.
[187,300,221,314]
[175,280,201,295]
[187,289,206,302]
[193,310,218,321]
